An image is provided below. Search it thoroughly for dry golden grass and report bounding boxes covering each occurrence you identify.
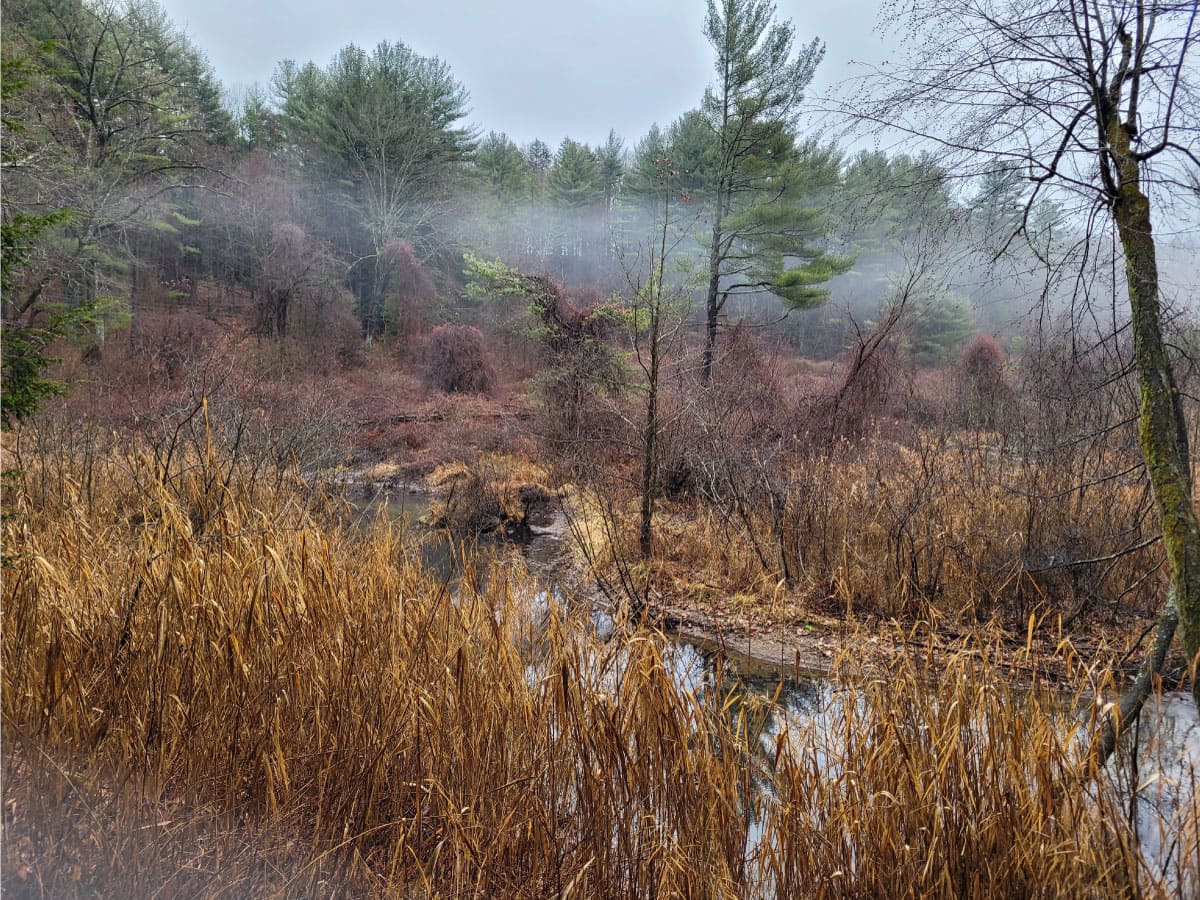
[566,492,779,605]
[765,644,1198,898]
[426,452,553,534]
[581,432,1162,628]
[2,437,1194,897]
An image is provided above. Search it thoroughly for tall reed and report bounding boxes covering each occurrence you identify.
[3,437,1193,897]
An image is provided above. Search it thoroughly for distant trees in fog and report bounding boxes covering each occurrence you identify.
[4,0,1190,414]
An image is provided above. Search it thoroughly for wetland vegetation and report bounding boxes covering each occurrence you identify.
[3,0,1199,895]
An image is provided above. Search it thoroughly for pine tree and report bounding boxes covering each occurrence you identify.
[547,139,603,209]
[275,40,471,334]
[700,0,849,380]
[474,131,533,199]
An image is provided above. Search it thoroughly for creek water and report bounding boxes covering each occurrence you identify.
[348,484,1199,882]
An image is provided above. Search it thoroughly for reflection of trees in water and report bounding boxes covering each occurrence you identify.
[1105,694,1200,878]
[669,643,835,844]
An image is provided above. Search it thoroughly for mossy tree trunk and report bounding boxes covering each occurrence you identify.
[848,0,1200,748]
[1109,116,1200,707]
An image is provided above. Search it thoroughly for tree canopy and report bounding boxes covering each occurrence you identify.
[274,40,471,333]
[699,0,850,378]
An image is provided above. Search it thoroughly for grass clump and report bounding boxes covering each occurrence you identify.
[426,452,554,536]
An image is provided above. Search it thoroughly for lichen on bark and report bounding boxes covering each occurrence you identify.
[1111,119,1200,707]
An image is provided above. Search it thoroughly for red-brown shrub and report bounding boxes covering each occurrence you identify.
[958,333,1010,427]
[291,285,365,372]
[961,333,1006,386]
[130,310,220,379]
[382,241,438,339]
[816,336,911,442]
[427,324,495,395]
[382,241,436,301]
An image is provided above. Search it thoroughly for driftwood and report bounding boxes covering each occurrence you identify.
[357,409,533,428]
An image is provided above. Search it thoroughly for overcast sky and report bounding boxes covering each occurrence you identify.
[157,0,892,149]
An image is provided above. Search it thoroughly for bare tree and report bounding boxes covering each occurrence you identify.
[847,0,1200,717]
[626,159,696,561]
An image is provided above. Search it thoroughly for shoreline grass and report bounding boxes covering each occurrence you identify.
[3,439,1196,897]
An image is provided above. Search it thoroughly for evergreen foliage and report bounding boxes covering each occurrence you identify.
[699,0,850,376]
[547,139,603,209]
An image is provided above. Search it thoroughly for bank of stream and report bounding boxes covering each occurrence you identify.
[348,483,1199,879]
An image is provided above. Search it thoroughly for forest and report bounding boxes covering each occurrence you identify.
[2,0,1199,896]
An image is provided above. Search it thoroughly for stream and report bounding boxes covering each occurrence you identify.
[348,483,1200,880]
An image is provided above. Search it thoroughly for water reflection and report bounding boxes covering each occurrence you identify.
[1108,692,1200,879]
[347,482,1199,880]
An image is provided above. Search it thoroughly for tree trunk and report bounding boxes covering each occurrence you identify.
[639,353,658,560]
[640,293,661,560]
[701,206,724,385]
[1090,598,1179,764]
[1111,125,1200,708]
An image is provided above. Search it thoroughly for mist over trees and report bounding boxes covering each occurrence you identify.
[6,2,1197,632]
[6,0,1163,393]
[270,41,471,337]
[5,0,1197,568]
[7,0,1200,894]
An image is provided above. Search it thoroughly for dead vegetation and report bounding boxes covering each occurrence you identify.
[3,439,1196,897]
[425,453,555,536]
[561,321,1168,641]
[572,423,1160,637]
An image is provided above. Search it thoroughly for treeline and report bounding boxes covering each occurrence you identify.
[3,0,1079,418]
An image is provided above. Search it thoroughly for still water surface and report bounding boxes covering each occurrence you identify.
[350,484,1199,879]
